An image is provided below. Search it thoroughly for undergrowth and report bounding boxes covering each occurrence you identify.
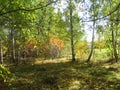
[9,60,120,90]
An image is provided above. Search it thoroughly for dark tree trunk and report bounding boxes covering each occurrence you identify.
[0,37,3,64]
[111,26,118,62]
[70,0,75,62]
[17,48,20,64]
[109,0,118,62]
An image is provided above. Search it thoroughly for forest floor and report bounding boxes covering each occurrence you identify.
[9,58,120,90]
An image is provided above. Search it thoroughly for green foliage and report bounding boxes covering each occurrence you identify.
[94,40,105,49]
[0,29,7,41]
[0,65,14,86]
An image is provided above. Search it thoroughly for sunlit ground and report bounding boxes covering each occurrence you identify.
[34,58,70,65]
[9,58,120,90]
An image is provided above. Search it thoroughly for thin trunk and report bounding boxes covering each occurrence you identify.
[36,29,40,57]
[70,0,75,62]
[111,25,118,62]
[98,33,102,52]
[11,28,16,63]
[17,48,20,64]
[8,30,11,63]
[23,48,27,64]
[36,48,39,57]
[109,0,118,62]
[116,11,120,58]
[87,1,95,62]
[0,37,3,64]
[87,21,95,62]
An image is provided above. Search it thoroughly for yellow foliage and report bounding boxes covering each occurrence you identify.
[94,40,105,49]
[75,41,88,59]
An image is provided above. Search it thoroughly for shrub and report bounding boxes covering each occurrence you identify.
[0,65,14,89]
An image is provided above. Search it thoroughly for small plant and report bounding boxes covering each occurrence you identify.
[0,65,14,88]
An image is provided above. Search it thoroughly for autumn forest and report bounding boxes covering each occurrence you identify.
[0,0,120,90]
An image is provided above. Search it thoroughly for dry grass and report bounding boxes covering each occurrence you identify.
[34,58,70,65]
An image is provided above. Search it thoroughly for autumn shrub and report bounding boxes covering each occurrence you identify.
[39,42,51,59]
[75,41,89,60]
[39,37,64,59]
[50,36,64,58]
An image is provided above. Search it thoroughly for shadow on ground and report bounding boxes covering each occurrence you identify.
[9,60,120,90]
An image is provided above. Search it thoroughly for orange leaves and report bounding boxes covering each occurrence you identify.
[26,39,36,49]
[21,37,64,58]
[50,37,64,50]
[39,41,51,58]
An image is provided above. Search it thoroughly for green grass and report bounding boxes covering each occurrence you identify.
[8,59,120,90]
[90,49,110,61]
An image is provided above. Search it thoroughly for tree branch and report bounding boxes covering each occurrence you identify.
[0,0,58,16]
[82,2,120,22]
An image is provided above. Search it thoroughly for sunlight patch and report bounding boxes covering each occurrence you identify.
[69,80,80,90]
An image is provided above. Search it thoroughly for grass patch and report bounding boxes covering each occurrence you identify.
[9,59,120,90]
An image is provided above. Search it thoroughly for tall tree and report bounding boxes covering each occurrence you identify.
[87,0,96,62]
[109,0,119,62]
[0,37,3,64]
[69,0,75,62]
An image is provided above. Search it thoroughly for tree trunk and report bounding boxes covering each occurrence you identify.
[17,48,20,64]
[111,26,118,62]
[98,33,102,52]
[0,37,3,64]
[36,29,40,58]
[87,21,95,62]
[11,28,16,63]
[109,0,118,62]
[70,0,75,62]
[87,0,95,62]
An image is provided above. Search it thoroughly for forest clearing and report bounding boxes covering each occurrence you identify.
[0,0,120,90]
[2,58,120,90]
